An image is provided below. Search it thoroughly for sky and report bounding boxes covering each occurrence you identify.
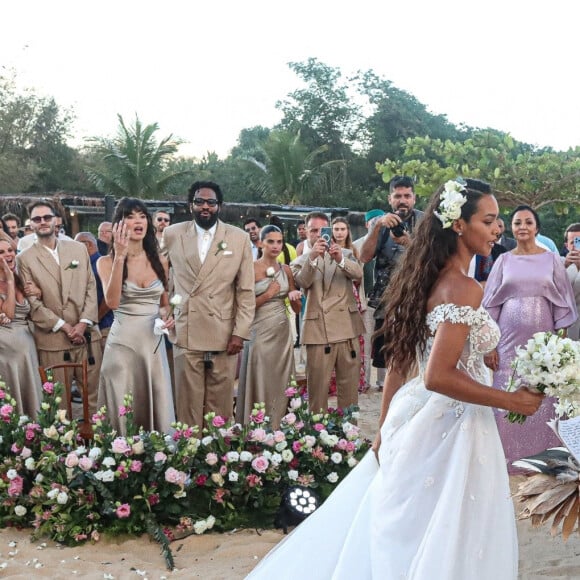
[2,1,580,159]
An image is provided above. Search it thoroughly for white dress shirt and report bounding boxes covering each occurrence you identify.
[195,222,217,264]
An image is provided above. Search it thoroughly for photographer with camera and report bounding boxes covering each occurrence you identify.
[360,176,423,389]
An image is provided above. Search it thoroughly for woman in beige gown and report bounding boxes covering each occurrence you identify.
[97,198,175,435]
[0,238,42,417]
[236,226,301,426]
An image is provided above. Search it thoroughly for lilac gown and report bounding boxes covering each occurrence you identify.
[483,252,578,471]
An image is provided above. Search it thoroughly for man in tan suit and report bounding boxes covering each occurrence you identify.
[17,201,102,414]
[291,212,364,413]
[163,181,255,429]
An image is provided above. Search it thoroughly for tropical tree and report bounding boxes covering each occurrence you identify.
[85,114,192,198]
[243,129,347,205]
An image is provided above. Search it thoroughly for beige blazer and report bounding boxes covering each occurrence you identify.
[16,239,99,351]
[163,220,255,351]
[292,250,365,344]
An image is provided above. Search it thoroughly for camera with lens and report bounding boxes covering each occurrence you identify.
[390,211,409,238]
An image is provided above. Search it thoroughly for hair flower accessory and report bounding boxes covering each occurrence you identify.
[65,260,80,270]
[434,180,467,229]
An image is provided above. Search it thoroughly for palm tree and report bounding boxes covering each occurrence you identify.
[85,114,192,198]
[245,130,347,205]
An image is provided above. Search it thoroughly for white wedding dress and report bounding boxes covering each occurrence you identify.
[248,304,517,580]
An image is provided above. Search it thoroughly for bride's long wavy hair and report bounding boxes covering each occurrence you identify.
[379,178,493,375]
[110,198,168,290]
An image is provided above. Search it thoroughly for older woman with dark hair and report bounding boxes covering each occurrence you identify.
[97,198,175,434]
[483,204,578,470]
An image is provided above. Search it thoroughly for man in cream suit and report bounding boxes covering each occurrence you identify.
[163,181,255,429]
[291,212,365,413]
[17,201,102,414]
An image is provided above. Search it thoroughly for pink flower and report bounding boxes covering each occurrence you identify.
[196,474,208,486]
[78,457,94,471]
[111,437,132,455]
[118,405,128,417]
[130,460,143,472]
[246,474,262,488]
[282,413,296,426]
[74,533,88,541]
[165,467,187,485]
[251,456,269,473]
[148,494,160,506]
[336,439,348,450]
[116,503,131,518]
[25,429,36,441]
[290,397,302,410]
[295,421,304,430]
[154,451,167,463]
[205,453,218,466]
[11,443,20,454]
[0,389,5,399]
[219,465,228,476]
[292,441,302,453]
[20,446,32,459]
[212,415,226,428]
[91,530,100,542]
[252,410,265,424]
[0,404,13,421]
[42,382,54,394]
[284,387,298,397]
[345,441,356,453]
[273,430,286,443]
[313,423,325,432]
[250,428,266,442]
[8,475,23,497]
[64,453,79,468]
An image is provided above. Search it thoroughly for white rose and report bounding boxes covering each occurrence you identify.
[266,267,276,277]
[281,449,294,463]
[201,436,213,446]
[101,469,115,482]
[57,492,69,505]
[226,451,240,463]
[288,470,299,481]
[88,447,102,460]
[170,294,183,307]
[331,452,342,464]
[47,488,59,500]
[6,469,18,480]
[240,451,253,462]
[194,520,208,535]
[25,457,36,470]
[102,457,116,468]
[347,456,358,468]
[228,471,239,482]
[326,472,339,483]
[18,415,29,426]
[14,505,27,517]
[206,515,216,529]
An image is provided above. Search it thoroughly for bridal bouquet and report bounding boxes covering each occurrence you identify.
[506,331,580,423]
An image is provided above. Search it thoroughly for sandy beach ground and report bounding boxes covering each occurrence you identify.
[2,384,580,578]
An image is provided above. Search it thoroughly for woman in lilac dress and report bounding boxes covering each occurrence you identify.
[483,205,578,471]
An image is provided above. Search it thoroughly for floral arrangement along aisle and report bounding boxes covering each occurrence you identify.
[0,379,368,569]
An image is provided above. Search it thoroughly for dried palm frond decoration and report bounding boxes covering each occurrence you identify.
[513,448,580,541]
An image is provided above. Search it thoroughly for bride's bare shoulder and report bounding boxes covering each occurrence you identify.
[429,271,483,311]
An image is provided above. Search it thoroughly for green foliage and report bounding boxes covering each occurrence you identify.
[85,114,193,198]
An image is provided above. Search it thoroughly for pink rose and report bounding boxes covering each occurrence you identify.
[251,410,265,424]
[336,439,348,450]
[111,437,132,455]
[205,453,218,466]
[292,441,302,453]
[0,404,13,421]
[295,421,304,430]
[20,447,32,459]
[273,430,285,443]
[118,405,128,417]
[130,460,143,472]
[64,453,79,468]
[154,451,167,463]
[290,398,302,410]
[165,467,187,485]
[250,428,266,442]
[25,429,36,441]
[246,474,262,488]
[284,387,298,397]
[42,382,54,394]
[212,415,226,428]
[8,475,23,497]
[148,493,160,506]
[78,457,94,471]
[282,413,296,426]
[313,423,324,432]
[116,503,131,518]
[219,465,228,476]
[251,456,269,473]
[11,443,20,454]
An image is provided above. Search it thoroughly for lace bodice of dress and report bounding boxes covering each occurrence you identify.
[422,304,500,386]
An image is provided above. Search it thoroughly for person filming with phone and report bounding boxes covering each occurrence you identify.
[291,211,364,413]
[563,223,580,340]
[360,175,424,388]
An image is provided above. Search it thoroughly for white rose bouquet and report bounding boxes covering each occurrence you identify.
[153,294,182,353]
[505,330,580,423]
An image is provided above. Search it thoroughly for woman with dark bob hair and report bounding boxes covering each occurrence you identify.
[97,198,175,435]
[249,179,542,580]
[483,204,577,471]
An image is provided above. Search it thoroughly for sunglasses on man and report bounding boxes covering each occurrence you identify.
[192,198,219,207]
[156,217,170,222]
[30,214,55,224]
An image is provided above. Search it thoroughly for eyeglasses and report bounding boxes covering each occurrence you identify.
[156,217,170,222]
[192,198,219,207]
[245,226,258,232]
[30,214,55,224]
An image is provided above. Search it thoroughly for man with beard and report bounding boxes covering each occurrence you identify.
[163,181,255,429]
[17,201,102,414]
[360,176,423,388]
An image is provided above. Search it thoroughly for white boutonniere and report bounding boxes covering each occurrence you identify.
[215,241,227,256]
[266,266,276,278]
[65,260,79,270]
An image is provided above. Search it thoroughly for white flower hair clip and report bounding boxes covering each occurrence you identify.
[434,180,467,229]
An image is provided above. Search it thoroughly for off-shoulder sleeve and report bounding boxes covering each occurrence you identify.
[552,254,579,329]
[481,253,506,322]
[427,304,487,333]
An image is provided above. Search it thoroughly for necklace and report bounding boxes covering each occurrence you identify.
[127,250,145,258]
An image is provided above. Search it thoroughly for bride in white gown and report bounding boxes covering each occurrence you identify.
[248,179,543,580]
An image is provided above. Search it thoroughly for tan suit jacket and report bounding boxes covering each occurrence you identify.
[17,239,100,351]
[163,220,255,351]
[292,250,365,344]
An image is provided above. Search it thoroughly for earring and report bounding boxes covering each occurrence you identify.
[458,232,463,236]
